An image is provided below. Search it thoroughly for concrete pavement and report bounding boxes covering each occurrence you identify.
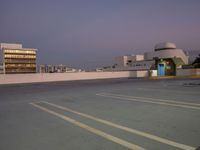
[0,78,200,150]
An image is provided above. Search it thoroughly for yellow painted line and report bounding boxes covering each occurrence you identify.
[100,92,200,107]
[137,87,200,95]
[96,93,200,110]
[41,101,196,150]
[114,93,200,106]
[30,102,145,150]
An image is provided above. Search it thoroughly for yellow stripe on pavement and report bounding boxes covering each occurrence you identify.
[41,101,196,150]
[30,102,145,150]
[96,93,200,110]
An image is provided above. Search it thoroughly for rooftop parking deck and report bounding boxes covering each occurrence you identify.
[0,78,200,150]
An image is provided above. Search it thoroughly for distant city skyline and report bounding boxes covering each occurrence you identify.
[0,0,200,69]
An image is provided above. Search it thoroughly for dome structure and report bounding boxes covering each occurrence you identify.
[154,42,176,51]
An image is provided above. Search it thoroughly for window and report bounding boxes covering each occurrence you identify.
[4,49,36,54]
[4,54,36,59]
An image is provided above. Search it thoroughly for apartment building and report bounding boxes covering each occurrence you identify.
[0,43,37,74]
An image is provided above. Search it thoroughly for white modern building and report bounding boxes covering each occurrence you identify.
[115,42,189,76]
[115,55,144,67]
[145,42,188,65]
[115,55,154,71]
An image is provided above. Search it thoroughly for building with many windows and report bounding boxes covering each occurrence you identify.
[38,64,82,73]
[0,43,37,74]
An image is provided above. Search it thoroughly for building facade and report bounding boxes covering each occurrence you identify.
[0,43,37,74]
[38,64,81,73]
[115,55,144,67]
[115,54,154,71]
[144,42,189,76]
[115,42,189,76]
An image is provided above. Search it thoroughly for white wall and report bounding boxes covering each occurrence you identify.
[176,69,200,76]
[115,55,144,67]
[0,71,148,85]
[134,55,144,61]
[136,70,149,77]
[144,49,189,64]
[115,56,128,67]
[129,60,155,70]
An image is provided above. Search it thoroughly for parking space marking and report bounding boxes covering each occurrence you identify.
[136,87,200,95]
[30,102,145,150]
[41,101,196,150]
[96,93,200,110]
[98,93,200,106]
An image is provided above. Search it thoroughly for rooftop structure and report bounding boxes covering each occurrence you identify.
[115,42,189,76]
[154,42,176,51]
[115,55,144,67]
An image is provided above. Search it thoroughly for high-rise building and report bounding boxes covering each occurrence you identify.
[0,43,37,74]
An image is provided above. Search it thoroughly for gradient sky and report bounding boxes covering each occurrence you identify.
[0,0,200,69]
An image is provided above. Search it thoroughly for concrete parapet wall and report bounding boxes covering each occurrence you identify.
[0,71,148,85]
[176,68,200,76]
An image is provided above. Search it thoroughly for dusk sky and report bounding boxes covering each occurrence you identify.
[0,0,200,69]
